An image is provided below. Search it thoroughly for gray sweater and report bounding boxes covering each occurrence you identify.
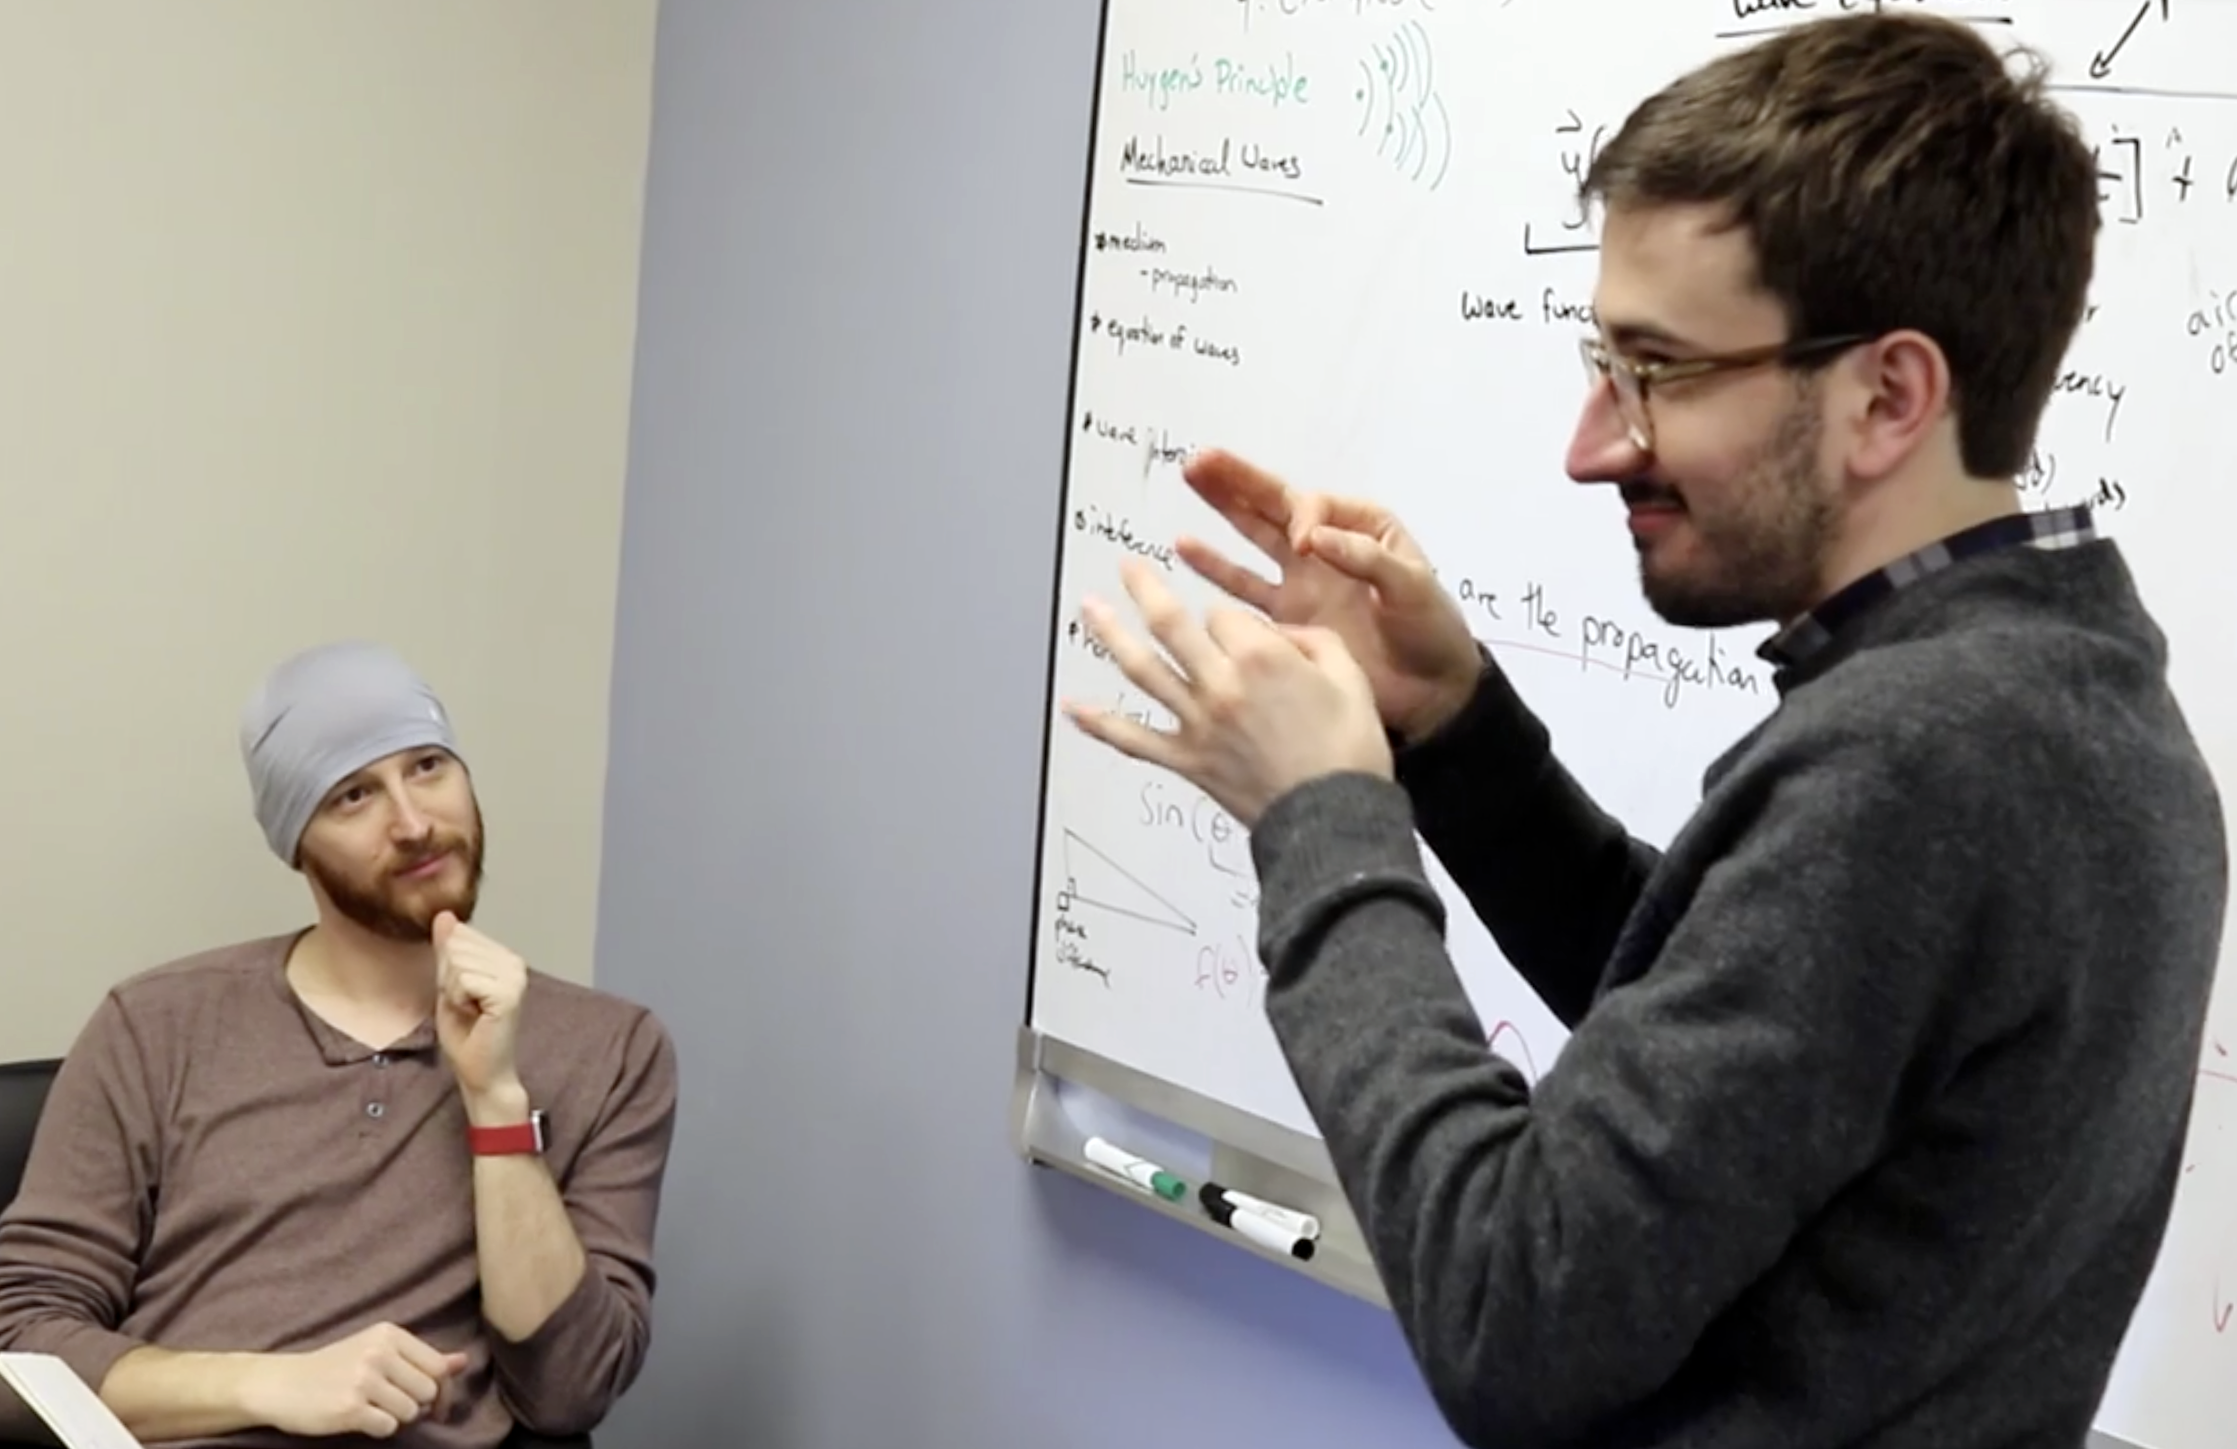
[1250,539,2227,1448]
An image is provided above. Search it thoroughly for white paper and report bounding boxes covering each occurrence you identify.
[0,1353,143,1449]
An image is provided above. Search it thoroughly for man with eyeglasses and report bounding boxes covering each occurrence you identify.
[1065,11,2226,1449]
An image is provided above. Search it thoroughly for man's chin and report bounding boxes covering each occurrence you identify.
[370,889,477,941]
[425,892,479,929]
[403,896,477,930]
[1640,566,1750,631]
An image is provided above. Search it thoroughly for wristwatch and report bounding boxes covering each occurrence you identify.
[467,1109,547,1156]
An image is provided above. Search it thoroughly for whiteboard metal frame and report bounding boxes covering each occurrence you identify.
[1008,1027,2145,1448]
[1011,1024,1385,1305]
[1014,1025,2150,1449]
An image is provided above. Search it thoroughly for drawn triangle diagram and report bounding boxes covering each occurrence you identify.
[1059,829,1197,936]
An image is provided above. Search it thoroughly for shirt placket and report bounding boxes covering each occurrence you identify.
[360,1049,394,1137]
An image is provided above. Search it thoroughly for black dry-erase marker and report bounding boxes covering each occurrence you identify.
[1199,1181,1315,1260]
[1199,1178,1321,1239]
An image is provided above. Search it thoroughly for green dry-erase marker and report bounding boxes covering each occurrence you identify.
[1084,1135,1186,1201]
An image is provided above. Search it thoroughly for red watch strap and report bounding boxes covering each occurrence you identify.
[468,1110,546,1156]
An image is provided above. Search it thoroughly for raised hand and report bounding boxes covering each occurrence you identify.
[1067,557,1392,827]
[1174,449,1482,744]
[432,912,529,1113]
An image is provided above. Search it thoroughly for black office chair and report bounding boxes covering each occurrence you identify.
[0,1059,62,1448]
[0,1058,60,1212]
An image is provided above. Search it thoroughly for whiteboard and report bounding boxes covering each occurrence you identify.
[1024,4,2237,1446]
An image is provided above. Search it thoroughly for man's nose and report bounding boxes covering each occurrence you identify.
[1566,377,1650,483]
[389,796,434,840]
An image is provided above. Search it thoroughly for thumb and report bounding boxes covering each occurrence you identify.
[443,1351,470,1374]
[431,911,458,952]
[1283,625,1378,703]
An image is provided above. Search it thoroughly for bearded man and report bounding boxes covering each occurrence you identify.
[1066,13,2226,1448]
[0,640,678,1449]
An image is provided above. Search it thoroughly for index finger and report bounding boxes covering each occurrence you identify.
[1116,556,1228,685]
[1288,492,1398,552]
[390,1330,458,1382]
[1182,449,1293,531]
[382,1357,442,1410]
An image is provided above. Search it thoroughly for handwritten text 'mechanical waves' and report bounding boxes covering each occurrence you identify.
[1119,135,1305,185]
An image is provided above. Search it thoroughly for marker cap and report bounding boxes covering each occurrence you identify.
[1083,1136,1189,1202]
[1199,1186,1315,1260]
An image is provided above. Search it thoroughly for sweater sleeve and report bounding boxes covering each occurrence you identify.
[1394,649,1661,1026]
[489,1012,680,1435]
[1251,738,1972,1448]
[0,994,163,1394]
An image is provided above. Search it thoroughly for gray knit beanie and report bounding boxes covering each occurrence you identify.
[239,640,463,864]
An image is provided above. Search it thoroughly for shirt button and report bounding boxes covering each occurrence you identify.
[366,1102,385,1119]
[372,1054,388,1067]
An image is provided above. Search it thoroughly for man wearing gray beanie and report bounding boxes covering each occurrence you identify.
[239,639,485,937]
[0,640,680,1449]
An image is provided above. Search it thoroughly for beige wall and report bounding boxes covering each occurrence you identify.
[0,2,658,1059]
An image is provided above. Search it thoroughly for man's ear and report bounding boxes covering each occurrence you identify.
[1840,328,1950,482]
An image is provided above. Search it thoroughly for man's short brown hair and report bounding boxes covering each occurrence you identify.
[1581,13,2099,480]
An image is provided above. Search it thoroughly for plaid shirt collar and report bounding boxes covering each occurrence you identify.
[1758,505,2100,672]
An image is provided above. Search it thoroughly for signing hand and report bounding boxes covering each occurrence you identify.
[1176,449,1482,745]
[432,912,528,1110]
[1064,556,1392,826]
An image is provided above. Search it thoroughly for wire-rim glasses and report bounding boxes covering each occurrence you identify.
[1578,333,1874,452]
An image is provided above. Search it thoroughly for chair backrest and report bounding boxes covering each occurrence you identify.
[0,1059,62,1210]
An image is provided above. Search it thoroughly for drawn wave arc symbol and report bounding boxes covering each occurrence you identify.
[1352,20,1452,192]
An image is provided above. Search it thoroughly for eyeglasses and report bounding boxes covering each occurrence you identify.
[1578,333,1873,453]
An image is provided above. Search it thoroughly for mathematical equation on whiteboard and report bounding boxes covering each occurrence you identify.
[1516,115,2237,260]
[1500,1,2237,255]
[1044,784,1554,1082]
[1045,775,1266,1007]
[2095,127,2237,228]
[1042,770,1551,1076]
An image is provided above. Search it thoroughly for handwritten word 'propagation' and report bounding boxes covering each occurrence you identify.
[1147,264,1241,303]
[1454,575,1765,709]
